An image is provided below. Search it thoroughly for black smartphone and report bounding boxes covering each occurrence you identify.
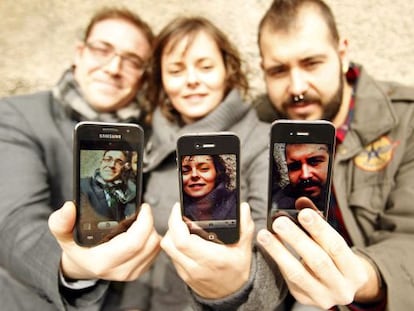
[73,121,144,246]
[267,120,335,231]
[176,133,240,244]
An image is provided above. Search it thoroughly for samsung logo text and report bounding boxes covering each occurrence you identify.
[99,134,122,139]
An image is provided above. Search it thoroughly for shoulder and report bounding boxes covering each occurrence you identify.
[358,67,414,105]
[377,80,414,104]
[0,90,58,121]
[0,90,53,107]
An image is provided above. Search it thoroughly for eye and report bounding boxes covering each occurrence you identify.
[303,58,324,70]
[265,65,288,78]
[123,54,145,71]
[167,67,184,75]
[201,64,213,71]
[182,166,191,174]
[307,156,325,167]
[287,161,301,172]
[86,42,113,57]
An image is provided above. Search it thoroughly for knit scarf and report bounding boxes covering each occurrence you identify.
[183,182,235,221]
[94,170,136,205]
[52,68,142,123]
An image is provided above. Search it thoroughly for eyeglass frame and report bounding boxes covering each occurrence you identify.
[102,155,126,167]
[84,40,147,74]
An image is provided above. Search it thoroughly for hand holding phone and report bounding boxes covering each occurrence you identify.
[49,201,161,281]
[267,120,335,230]
[176,133,240,244]
[73,121,144,246]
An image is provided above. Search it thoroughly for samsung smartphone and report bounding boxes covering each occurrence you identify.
[267,120,335,231]
[176,133,240,244]
[73,121,144,246]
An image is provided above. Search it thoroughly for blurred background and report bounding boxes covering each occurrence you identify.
[1,0,413,98]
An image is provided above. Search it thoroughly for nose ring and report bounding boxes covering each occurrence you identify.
[293,94,305,104]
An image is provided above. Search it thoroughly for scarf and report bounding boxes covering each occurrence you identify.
[52,68,142,123]
[184,181,236,221]
[94,170,136,205]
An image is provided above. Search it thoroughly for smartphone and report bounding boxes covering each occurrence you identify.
[267,120,335,231]
[176,133,240,244]
[73,121,144,246]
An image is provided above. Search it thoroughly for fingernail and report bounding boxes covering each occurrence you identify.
[300,209,314,224]
[258,230,271,245]
[273,217,287,232]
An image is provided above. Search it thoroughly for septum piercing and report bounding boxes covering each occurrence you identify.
[293,94,305,103]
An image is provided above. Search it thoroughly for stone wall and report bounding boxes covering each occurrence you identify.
[1,0,413,97]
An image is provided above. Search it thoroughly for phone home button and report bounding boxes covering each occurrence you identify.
[97,221,118,229]
[207,233,217,240]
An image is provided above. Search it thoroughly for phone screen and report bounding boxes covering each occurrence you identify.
[74,123,143,246]
[177,134,240,244]
[268,121,335,229]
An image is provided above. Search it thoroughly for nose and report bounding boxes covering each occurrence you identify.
[186,67,199,86]
[103,54,122,75]
[289,69,308,96]
[300,164,312,180]
[190,167,200,179]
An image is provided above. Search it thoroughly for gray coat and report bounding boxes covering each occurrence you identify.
[0,91,109,310]
[124,90,275,310]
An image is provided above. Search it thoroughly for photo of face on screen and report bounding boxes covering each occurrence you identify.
[270,143,331,219]
[78,149,138,241]
[180,154,237,230]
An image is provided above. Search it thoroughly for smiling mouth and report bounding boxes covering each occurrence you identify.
[184,93,207,100]
[188,183,206,190]
[189,183,205,187]
[94,79,121,89]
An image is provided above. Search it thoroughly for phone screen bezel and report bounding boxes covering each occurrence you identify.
[177,133,240,244]
[73,122,144,246]
[267,120,336,231]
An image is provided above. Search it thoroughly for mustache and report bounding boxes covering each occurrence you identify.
[295,178,323,191]
[283,94,320,107]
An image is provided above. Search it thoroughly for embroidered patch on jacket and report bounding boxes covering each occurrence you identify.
[354,136,398,171]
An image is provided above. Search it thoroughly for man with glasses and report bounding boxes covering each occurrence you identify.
[0,7,161,311]
[80,150,136,223]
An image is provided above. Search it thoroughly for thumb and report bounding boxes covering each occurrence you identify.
[48,201,76,242]
[239,202,254,243]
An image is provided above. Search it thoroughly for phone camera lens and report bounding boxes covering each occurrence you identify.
[195,143,201,149]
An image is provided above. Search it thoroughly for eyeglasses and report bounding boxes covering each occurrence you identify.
[102,156,125,166]
[85,41,147,74]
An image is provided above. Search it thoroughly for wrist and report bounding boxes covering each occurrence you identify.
[354,253,385,303]
[61,252,92,280]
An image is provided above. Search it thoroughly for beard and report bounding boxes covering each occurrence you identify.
[291,178,327,211]
[275,65,344,122]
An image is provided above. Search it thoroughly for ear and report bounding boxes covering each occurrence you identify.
[338,37,350,74]
[74,41,86,67]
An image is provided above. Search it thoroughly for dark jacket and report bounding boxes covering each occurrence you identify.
[0,91,108,310]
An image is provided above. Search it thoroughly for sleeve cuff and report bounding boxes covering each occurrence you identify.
[59,269,98,290]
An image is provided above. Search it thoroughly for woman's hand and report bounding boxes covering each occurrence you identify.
[161,202,255,299]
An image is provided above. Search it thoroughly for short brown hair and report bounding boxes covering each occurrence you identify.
[258,0,339,51]
[83,7,154,46]
[148,16,249,123]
